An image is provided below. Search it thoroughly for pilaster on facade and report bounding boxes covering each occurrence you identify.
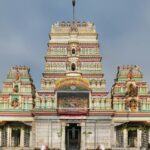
[7,126,11,147]
[123,128,128,148]
[61,122,66,150]
[30,128,32,148]
[80,122,86,150]
[20,127,24,147]
[110,123,116,148]
[137,129,142,148]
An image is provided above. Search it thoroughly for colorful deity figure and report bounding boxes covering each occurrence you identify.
[129,99,137,112]
[13,85,19,93]
[126,83,138,97]
[15,70,20,81]
[11,98,19,108]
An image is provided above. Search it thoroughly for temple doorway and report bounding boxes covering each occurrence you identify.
[66,123,81,150]
[0,121,31,147]
[128,130,137,147]
[11,128,21,147]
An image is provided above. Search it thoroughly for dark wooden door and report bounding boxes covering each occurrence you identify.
[66,124,81,150]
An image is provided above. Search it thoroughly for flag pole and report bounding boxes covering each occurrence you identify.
[72,0,76,22]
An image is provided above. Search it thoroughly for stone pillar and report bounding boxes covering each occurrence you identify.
[30,128,32,147]
[20,127,24,147]
[10,128,12,147]
[137,129,142,148]
[123,128,128,148]
[61,122,66,150]
[32,121,36,148]
[7,126,11,147]
[81,122,86,150]
[148,129,150,143]
[110,124,116,148]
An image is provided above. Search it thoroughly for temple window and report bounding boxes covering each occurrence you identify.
[71,63,76,71]
[72,48,76,55]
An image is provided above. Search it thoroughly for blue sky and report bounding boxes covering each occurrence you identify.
[0,0,150,92]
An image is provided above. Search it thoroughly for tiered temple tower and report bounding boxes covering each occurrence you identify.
[0,66,35,148]
[111,65,150,148]
[0,66,35,110]
[33,21,112,150]
[112,65,150,112]
[34,21,110,111]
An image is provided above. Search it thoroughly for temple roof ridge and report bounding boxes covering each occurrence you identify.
[115,64,143,82]
[51,21,96,34]
[53,21,95,27]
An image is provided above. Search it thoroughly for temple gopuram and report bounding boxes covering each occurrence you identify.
[0,1,150,150]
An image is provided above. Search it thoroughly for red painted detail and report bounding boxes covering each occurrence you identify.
[38,92,55,96]
[43,73,65,78]
[45,57,102,62]
[91,92,108,96]
[139,95,150,98]
[115,83,126,86]
[32,111,57,116]
[114,95,125,98]
[89,112,114,116]
[136,82,147,86]
[114,82,147,86]
[114,113,150,117]
[0,112,33,117]
[45,58,66,62]
[57,108,89,116]
[3,82,12,85]
[0,95,9,99]
[22,95,32,98]
[83,74,104,78]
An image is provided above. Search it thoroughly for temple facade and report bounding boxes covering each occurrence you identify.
[0,20,150,150]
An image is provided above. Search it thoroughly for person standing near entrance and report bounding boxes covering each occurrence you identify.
[100,144,105,150]
[96,144,105,150]
[41,145,48,150]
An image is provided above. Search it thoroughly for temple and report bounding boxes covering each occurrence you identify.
[0,3,150,150]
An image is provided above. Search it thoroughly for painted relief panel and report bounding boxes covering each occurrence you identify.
[57,92,89,115]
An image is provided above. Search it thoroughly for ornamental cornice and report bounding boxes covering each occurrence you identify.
[49,32,98,36]
[32,111,57,116]
[37,91,55,96]
[47,43,99,48]
[0,112,33,117]
[114,81,147,86]
[45,57,102,62]
[114,112,150,117]
[89,111,114,117]
[91,92,109,96]
[42,73,65,78]
[83,74,104,78]
[42,73,104,79]
[45,57,67,62]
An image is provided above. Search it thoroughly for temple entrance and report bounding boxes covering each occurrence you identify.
[128,130,137,147]
[66,123,81,150]
[11,128,21,147]
[0,121,31,147]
